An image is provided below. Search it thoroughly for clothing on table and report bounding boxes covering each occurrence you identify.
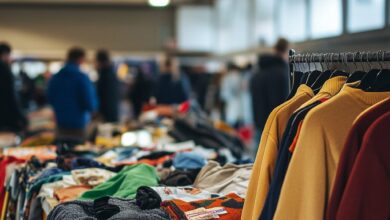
[335,112,390,220]
[162,193,244,220]
[2,146,57,161]
[326,98,390,220]
[71,168,116,187]
[172,152,207,170]
[273,85,390,220]
[193,161,252,196]
[259,76,347,220]
[160,169,201,186]
[136,186,220,210]
[48,196,170,220]
[47,62,98,130]
[0,157,25,214]
[80,164,159,200]
[54,185,92,202]
[242,84,314,220]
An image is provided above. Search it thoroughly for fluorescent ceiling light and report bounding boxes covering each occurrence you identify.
[148,0,170,7]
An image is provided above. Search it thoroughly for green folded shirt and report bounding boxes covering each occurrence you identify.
[79,164,159,200]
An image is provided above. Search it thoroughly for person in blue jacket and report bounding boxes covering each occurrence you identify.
[47,47,98,144]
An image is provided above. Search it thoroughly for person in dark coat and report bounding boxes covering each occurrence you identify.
[95,50,120,123]
[0,42,28,132]
[155,57,190,105]
[129,64,155,118]
[250,38,291,145]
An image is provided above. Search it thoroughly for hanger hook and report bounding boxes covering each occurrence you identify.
[352,52,358,70]
[377,50,383,70]
[319,54,324,71]
[366,51,372,70]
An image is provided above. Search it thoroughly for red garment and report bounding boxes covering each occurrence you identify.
[336,112,390,220]
[326,98,390,220]
[0,156,25,210]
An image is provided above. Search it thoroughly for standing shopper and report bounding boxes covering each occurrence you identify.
[47,47,98,144]
[250,38,290,147]
[0,42,28,132]
[95,50,119,123]
[155,57,190,105]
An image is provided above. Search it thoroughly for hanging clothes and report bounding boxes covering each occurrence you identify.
[273,85,390,220]
[242,84,314,220]
[334,112,390,220]
[259,76,347,220]
[326,98,390,220]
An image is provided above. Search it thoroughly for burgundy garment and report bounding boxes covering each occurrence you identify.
[336,112,390,220]
[326,98,390,220]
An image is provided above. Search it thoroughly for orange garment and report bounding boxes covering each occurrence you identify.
[162,193,244,220]
[2,145,57,161]
[289,120,303,153]
[54,185,92,202]
[115,155,173,166]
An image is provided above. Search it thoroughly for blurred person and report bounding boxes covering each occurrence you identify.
[155,57,190,105]
[129,64,155,118]
[240,63,254,126]
[19,64,35,110]
[250,38,290,146]
[0,42,28,132]
[95,50,119,123]
[220,63,242,127]
[34,68,51,108]
[47,47,98,144]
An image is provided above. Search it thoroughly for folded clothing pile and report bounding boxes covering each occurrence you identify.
[48,196,170,220]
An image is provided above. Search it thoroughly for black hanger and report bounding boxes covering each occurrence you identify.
[347,52,366,83]
[330,53,349,78]
[311,54,332,91]
[370,51,390,92]
[304,53,322,87]
[286,56,305,99]
[359,52,380,91]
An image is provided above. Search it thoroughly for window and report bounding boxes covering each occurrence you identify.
[310,0,343,38]
[177,6,214,51]
[255,0,277,46]
[216,0,250,53]
[347,0,385,33]
[278,0,307,42]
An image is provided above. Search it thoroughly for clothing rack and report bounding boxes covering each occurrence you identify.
[289,49,390,63]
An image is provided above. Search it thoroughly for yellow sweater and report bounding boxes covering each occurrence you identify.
[242,85,314,220]
[274,86,390,220]
[296,76,347,110]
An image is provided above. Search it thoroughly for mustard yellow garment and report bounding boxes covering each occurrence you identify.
[297,76,347,109]
[274,85,390,220]
[242,85,314,220]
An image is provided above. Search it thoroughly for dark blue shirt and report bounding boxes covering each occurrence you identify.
[47,63,98,129]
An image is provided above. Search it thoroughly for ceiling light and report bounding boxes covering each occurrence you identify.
[148,0,170,7]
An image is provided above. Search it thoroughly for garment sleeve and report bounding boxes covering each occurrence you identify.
[273,112,327,220]
[80,75,99,112]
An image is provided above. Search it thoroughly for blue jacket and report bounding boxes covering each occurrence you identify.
[47,63,98,129]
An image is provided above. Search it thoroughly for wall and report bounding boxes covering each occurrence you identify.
[0,5,175,58]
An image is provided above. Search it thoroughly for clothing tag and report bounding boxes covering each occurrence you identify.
[185,207,227,220]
